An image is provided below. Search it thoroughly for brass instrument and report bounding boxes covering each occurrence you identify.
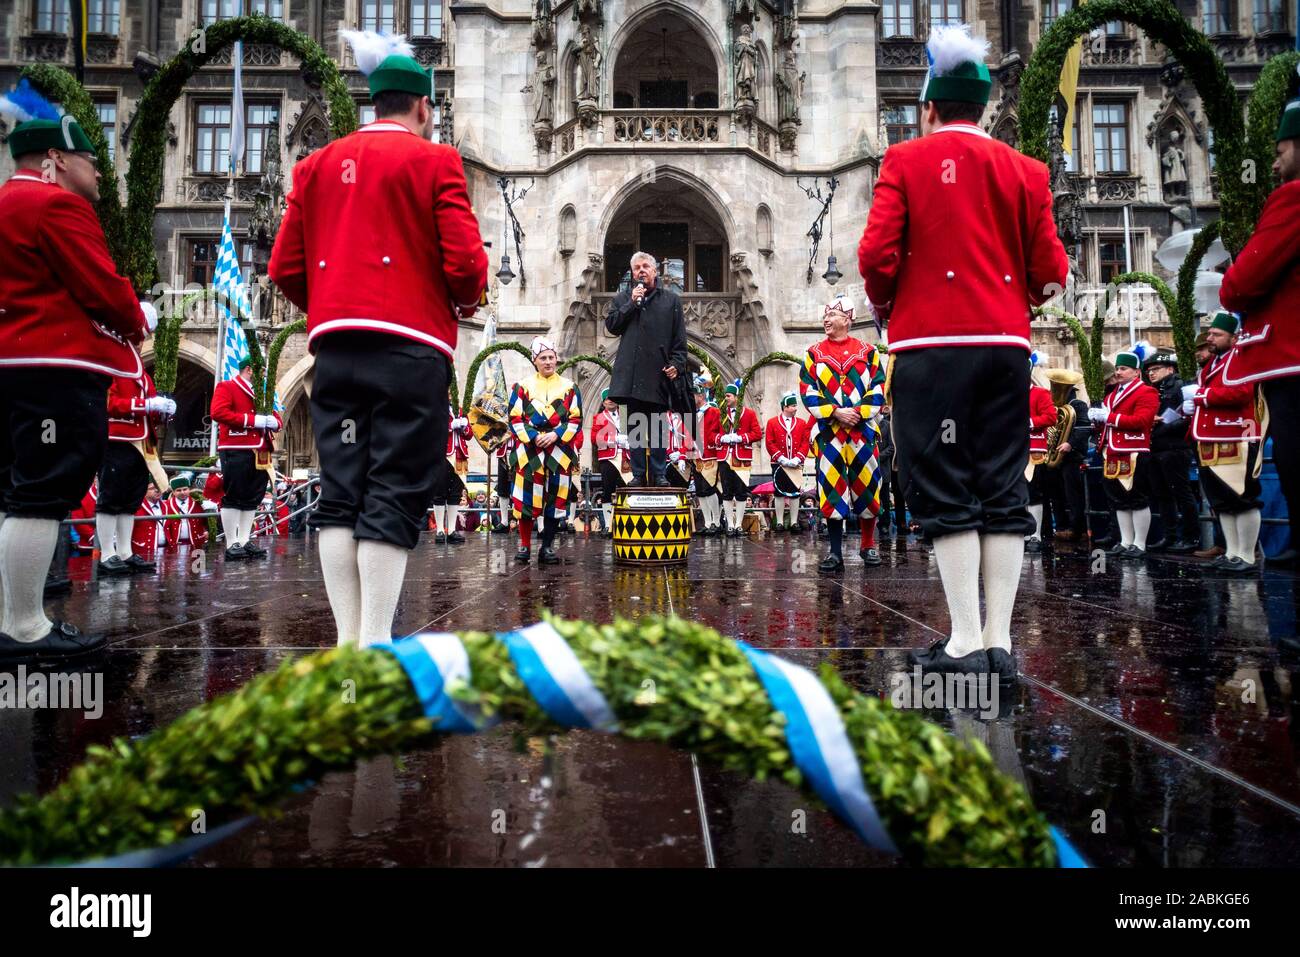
[468,390,511,452]
[1043,369,1084,468]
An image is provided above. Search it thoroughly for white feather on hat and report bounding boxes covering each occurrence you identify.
[341,29,415,76]
[926,23,990,77]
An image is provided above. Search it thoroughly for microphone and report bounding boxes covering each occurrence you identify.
[633,281,646,306]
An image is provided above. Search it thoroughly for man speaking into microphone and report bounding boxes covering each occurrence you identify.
[604,252,688,487]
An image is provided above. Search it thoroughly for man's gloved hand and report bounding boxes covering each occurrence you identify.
[140,301,159,334]
[1087,408,1108,424]
[669,451,682,463]
[1181,399,1195,416]
[145,396,175,415]
[615,434,630,449]
[254,414,281,431]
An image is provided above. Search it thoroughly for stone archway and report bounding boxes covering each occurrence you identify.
[607,4,726,111]
[139,340,219,462]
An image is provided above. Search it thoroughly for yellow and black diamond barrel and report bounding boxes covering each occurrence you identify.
[612,486,692,565]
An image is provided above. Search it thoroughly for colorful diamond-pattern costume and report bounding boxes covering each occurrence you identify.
[508,372,584,521]
[800,336,884,520]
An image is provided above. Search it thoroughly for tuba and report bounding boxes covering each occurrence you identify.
[1043,369,1084,468]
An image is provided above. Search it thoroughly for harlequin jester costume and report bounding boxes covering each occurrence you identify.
[800,295,886,569]
[509,337,583,561]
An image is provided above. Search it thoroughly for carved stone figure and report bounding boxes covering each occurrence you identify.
[735,24,758,103]
[1161,128,1188,195]
[577,24,601,102]
[776,46,802,125]
[533,47,556,125]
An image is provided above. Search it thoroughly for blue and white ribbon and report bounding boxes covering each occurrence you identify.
[379,633,496,734]
[498,622,619,732]
[738,642,899,856]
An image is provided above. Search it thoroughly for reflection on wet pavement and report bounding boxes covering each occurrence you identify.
[1,530,1297,866]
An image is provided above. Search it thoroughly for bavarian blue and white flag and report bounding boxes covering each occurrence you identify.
[215,202,281,411]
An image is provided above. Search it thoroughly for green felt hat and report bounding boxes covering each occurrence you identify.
[1277,98,1300,143]
[238,356,253,371]
[601,388,610,402]
[922,61,992,106]
[8,116,95,160]
[1209,310,1240,334]
[1115,352,1139,370]
[369,54,432,99]
[921,25,993,106]
[170,472,192,489]
[724,381,740,396]
[781,392,798,408]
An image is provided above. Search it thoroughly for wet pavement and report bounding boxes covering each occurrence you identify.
[2,527,1298,867]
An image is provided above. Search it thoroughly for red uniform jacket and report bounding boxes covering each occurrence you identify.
[164,496,210,549]
[70,483,98,553]
[254,501,290,538]
[1221,180,1300,385]
[591,409,630,469]
[210,376,281,451]
[694,404,722,461]
[0,172,148,377]
[132,499,166,560]
[107,369,158,442]
[667,411,693,459]
[1101,379,1160,455]
[1193,351,1259,443]
[764,414,812,463]
[446,404,471,460]
[202,471,225,508]
[1028,386,1057,453]
[269,121,489,360]
[858,123,1069,353]
[714,406,761,465]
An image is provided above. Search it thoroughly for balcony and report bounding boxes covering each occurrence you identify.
[176,174,262,205]
[592,292,743,345]
[1063,174,1146,204]
[555,110,778,160]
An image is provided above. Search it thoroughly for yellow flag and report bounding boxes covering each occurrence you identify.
[79,0,88,55]
[1058,39,1082,155]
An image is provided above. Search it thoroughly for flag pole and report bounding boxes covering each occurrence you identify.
[211,194,232,458]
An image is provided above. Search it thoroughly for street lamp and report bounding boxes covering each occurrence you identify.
[496,252,516,286]
[821,254,842,285]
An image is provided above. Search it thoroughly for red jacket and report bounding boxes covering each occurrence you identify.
[446,403,471,460]
[1221,180,1300,385]
[591,408,630,467]
[210,376,281,451]
[107,370,158,442]
[164,495,210,549]
[202,471,224,508]
[1101,378,1160,455]
[1028,386,1057,453]
[70,482,98,553]
[694,404,722,462]
[764,413,812,463]
[269,121,489,359]
[1193,351,1259,444]
[0,172,149,377]
[714,405,762,465]
[858,123,1068,353]
[132,498,166,560]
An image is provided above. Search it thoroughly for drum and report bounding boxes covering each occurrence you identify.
[612,486,692,565]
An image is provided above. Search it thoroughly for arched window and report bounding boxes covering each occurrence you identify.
[559,205,577,257]
[756,205,773,257]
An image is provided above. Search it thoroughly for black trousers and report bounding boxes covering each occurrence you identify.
[1060,456,1089,534]
[1028,465,1047,506]
[891,346,1034,539]
[1200,442,1263,514]
[495,455,512,502]
[430,458,467,507]
[218,449,269,511]
[1147,446,1201,540]
[1104,454,1151,511]
[624,399,668,486]
[1265,376,1300,547]
[598,460,625,499]
[877,466,906,533]
[98,440,150,515]
[0,368,109,519]
[718,461,750,501]
[310,332,450,550]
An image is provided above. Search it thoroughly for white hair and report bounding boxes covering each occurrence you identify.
[630,251,658,269]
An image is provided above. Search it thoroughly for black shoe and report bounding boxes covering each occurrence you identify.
[908,637,990,676]
[1207,553,1230,569]
[447,531,466,544]
[1221,556,1259,575]
[98,555,132,576]
[818,554,844,573]
[515,546,531,563]
[860,546,882,566]
[1024,537,1042,553]
[224,543,248,561]
[986,647,1019,686]
[1107,542,1129,557]
[1165,539,1196,554]
[490,522,508,534]
[654,479,672,488]
[1145,537,1167,552]
[245,540,269,558]
[434,531,447,543]
[125,554,156,573]
[538,547,560,565]
[43,575,72,597]
[1123,545,1146,560]
[0,620,106,664]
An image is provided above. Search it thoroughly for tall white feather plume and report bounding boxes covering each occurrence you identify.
[341,29,415,76]
[926,23,990,76]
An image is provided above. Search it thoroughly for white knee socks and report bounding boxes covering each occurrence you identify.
[96,514,118,559]
[1028,504,1043,540]
[446,504,460,534]
[735,500,747,530]
[220,508,240,548]
[1132,507,1151,551]
[500,501,510,527]
[933,530,983,658]
[979,534,1025,654]
[1117,510,1135,548]
[0,517,59,642]
[239,510,258,545]
[774,498,786,527]
[1235,509,1262,565]
[602,503,614,529]
[1219,512,1240,561]
[115,514,136,560]
[357,539,408,647]
[319,527,361,646]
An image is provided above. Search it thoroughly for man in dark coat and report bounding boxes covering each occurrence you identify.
[1144,352,1199,552]
[604,251,688,486]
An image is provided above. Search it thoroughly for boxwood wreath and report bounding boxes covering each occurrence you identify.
[739,352,804,409]
[1035,305,1106,403]
[0,614,1061,867]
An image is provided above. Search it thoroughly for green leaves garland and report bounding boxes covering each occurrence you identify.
[1017,0,1250,253]
[686,343,726,397]
[461,341,534,416]
[557,353,614,378]
[1173,220,1220,374]
[122,15,358,289]
[1245,53,1300,221]
[1035,305,1106,402]
[739,351,803,409]
[0,615,1058,868]
[1106,270,1200,379]
[261,318,307,413]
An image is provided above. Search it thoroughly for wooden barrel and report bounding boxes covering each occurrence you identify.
[612,486,692,565]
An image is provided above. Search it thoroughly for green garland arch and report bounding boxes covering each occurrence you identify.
[686,343,727,399]
[1173,220,1221,371]
[0,614,1058,867]
[262,318,308,412]
[19,63,128,269]
[1245,53,1300,219]
[123,15,358,289]
[461,341,534,416]
[739,351,803,410]
[1018,0,1250,254]
[1035,305,1106,402]
[1105,271,1198,379]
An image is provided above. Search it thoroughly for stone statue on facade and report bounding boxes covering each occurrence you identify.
[1161,128,1189,197]
[734,23,758,125]
[776,43,803,149]
[532,46,556,148]
[576,23,601,127]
